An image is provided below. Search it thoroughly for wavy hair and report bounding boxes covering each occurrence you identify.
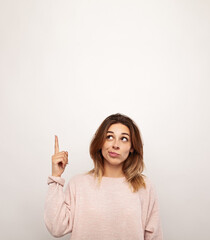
[86,113,146,192]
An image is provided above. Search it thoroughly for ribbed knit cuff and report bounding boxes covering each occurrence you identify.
[47,175,65,186]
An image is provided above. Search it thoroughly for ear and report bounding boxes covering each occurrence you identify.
[130,148,134,153]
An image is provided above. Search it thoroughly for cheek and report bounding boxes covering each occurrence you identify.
[123,145,132,154]
[101,143,109,158]
[101,144,107,156]
[102,142,111,149]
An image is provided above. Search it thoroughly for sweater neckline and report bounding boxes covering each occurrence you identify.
[101,176,126,182]
[102,176,125,179]
[86,173,126,182]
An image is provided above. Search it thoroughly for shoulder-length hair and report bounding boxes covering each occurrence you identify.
[87,113,146,192]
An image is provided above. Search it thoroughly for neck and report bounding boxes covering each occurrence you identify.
[103,162,124,178]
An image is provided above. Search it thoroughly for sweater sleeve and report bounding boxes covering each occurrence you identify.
[44,176,75,237]
[140,178,163,240]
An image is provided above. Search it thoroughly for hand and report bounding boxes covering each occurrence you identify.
[51,135,68,177]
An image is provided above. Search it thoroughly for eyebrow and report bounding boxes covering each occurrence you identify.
[107,131,130,136]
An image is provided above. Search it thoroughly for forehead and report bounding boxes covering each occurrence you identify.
[107,123,130,134]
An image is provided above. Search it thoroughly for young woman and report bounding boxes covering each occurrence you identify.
[44,113,163,240]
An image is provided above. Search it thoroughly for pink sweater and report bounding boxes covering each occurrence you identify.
[44,173,163,240]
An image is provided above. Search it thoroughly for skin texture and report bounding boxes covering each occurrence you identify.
[101,123,133,178]
[52,135,68,177]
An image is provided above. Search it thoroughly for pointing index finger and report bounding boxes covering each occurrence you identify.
[54,135,59,154]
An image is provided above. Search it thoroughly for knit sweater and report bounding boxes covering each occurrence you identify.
[44,173,163,240]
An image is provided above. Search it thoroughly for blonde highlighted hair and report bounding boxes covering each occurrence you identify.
[86,113,146,192]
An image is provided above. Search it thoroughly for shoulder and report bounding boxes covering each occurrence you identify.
[142,175,154,188]
[139,175,157,197]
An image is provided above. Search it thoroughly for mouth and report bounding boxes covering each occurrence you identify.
[108,152,120,157]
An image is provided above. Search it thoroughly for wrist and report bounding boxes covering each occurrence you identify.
[52,174,62,177]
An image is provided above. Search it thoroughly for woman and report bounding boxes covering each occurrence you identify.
[44,113,163,240]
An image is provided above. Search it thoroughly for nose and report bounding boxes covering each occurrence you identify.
[112,139,120,149]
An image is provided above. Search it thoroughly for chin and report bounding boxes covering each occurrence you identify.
[107,157,123,165]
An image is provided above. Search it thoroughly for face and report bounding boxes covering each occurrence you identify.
[101,123,133,167]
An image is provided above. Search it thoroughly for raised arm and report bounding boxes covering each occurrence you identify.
[44,135,75,237]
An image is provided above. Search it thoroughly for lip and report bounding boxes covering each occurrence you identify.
[108,152,120,157]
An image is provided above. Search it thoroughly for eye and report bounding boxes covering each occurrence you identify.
[106,135,113,140]
[122,137,128,142]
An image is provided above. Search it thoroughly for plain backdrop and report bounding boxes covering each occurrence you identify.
[0,0,210,239]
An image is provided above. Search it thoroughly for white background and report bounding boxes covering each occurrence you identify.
[0,0,210,239]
